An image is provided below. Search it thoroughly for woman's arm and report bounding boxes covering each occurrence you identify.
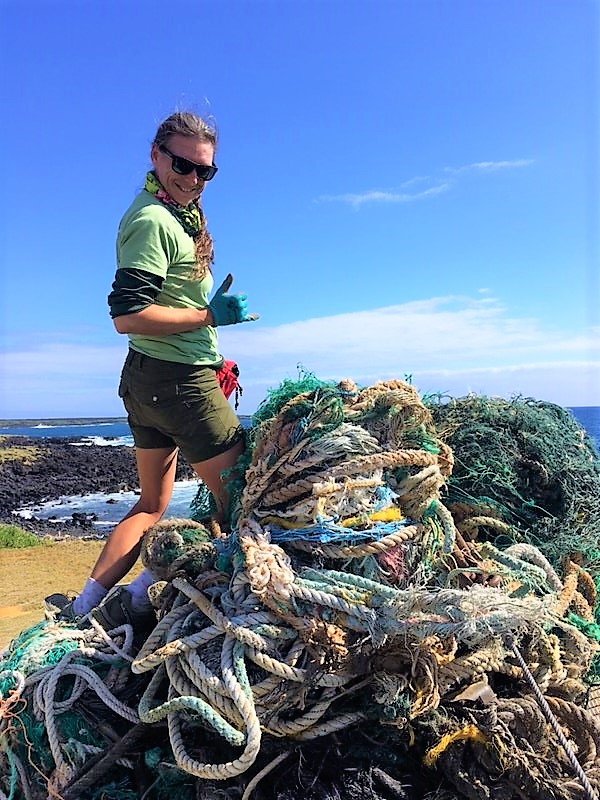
[108,264,215,334]
[113,304,214,335]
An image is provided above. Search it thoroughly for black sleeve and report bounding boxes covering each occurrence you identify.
[107,268,165,319]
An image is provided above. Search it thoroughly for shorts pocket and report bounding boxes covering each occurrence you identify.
[130,379,179,409]
[175,369,218,410]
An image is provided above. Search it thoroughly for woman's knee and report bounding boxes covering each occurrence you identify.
[130,495,170,518]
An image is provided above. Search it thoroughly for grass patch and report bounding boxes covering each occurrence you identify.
[0,523,43,548]
[0,444,41,465]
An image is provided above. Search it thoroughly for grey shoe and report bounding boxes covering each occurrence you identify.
[91,586,156,634]
[44,592,82,623]
[44,592,71,613]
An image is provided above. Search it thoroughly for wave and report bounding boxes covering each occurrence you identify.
[15,479,200,528]
[70,435,135,448]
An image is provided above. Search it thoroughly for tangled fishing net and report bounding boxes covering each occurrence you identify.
[2,376,600,800]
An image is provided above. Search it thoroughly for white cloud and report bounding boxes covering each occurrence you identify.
[0,343,128,418]
[317,183,450,208]
[317,158,534,207]
[242,364,599,415]
[445,159,535,174]
[1,294,598,417]
[219,294,599,408]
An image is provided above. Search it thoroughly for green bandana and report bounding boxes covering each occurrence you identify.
[144,171,203,239]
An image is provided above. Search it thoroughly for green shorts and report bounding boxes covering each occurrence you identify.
[118,350,244,463]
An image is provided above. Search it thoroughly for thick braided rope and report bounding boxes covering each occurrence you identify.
[558,560,596,620]
[396,464,446,517]
[167,603,246,718]
[311,476,385,497]
[166,611,255,717]
[138,664,245,745]
[437,643,515,695]
[38,658,139,724]
[305,568,402,600]
[84,618,136,662]
[165,612,340,732]
[245,646,352,687]
[133,609,272,674]
[571,563,598,609]
[264,696,336,737]
[132,601,195,663]
[555,569,584,618]
[259,450,438,509]
[546,695,600,771]
[478,541,557,591]
[133,621,224,673]
[134,523,380,769]
[251,641,306,699]
[295,572,388,607]
[12,381,600,794]
[134,565,361,768]
[132,580,271,674]
[433,501,458,554]
[282,581,377,625]
[288,711,365,740]
[242,438,313,511]
[167,635,262,779]
[505,635,600,800]
[165,612,292,707]
[161,620,247,729]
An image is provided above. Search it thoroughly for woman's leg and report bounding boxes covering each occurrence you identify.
[90,446,178,589]
[191,437,245,524]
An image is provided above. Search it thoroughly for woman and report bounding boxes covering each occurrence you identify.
[48,111,256,629]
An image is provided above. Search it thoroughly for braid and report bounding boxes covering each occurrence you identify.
[192,206,214,279]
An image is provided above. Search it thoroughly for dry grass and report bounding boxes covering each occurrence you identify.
[0,442,41,464]
[0,540,142,647]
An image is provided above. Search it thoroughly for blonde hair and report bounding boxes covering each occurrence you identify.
[153,111,218,279]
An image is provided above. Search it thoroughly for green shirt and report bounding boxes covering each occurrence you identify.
[113,191,221,366]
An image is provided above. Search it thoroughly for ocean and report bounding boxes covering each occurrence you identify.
[0,416,251,530]
[1,407,599,532]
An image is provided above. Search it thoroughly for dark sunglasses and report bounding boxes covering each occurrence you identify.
[159,144,218,181]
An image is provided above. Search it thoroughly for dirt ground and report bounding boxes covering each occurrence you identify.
[0,540,143,648]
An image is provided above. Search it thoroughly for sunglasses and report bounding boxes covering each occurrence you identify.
[159,144,218,181]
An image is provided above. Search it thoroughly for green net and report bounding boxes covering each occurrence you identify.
[426,394,600,572]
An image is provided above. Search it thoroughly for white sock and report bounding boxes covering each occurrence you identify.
[126,569,156,611]
[72,578,108,615]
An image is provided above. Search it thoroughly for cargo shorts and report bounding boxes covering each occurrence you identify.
[118,349,245,464]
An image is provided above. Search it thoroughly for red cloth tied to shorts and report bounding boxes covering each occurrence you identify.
[215,360,242,409]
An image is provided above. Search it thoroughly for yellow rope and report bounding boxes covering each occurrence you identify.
[260,506,405,531]
[340,507,405,527]
[422,724,488,767]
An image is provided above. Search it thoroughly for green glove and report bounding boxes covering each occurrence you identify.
[208,274,259,326]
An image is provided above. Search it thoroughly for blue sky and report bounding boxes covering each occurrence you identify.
[1,0,598,418]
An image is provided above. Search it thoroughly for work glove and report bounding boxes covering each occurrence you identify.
[208,274,259,327]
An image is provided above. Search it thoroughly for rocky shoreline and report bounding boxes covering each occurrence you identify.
[0,436,194,538]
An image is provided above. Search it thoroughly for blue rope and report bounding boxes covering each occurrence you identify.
[266,518,414,544]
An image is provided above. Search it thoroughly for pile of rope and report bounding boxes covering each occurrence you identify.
[2,377,600,800]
